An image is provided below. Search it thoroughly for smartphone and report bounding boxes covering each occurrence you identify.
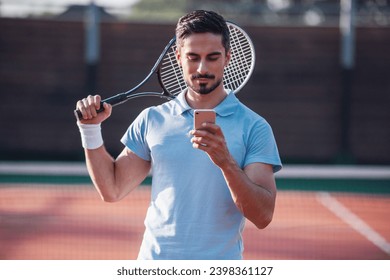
[194,109,216,130]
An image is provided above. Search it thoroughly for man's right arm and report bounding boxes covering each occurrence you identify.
[76,95,151,202]
[84,146,150,202]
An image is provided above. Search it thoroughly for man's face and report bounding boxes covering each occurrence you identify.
[176,33,230,95]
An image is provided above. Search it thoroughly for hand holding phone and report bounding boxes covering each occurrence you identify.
[194,109,216,130]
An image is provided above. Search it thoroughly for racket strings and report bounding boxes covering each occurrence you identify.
[159,46,186,96]
[224,25,254,92]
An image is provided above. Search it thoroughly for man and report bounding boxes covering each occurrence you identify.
[76,10,282,260]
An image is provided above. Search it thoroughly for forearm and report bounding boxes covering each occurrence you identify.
[221,159,276,229]
[77,121,121,201]
[84,146,120,202]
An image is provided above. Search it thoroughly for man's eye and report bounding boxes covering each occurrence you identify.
[208,56,219,61]
[187,56,199,61]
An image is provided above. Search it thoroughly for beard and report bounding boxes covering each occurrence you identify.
[188,74,223,95]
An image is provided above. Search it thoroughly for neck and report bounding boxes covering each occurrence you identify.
[185,87,227,109]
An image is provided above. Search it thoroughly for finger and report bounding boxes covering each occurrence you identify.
[94,95,102,111]
[79,98,92,119]
[192,141,208,150]
[82,98,93,119]
[87,95,102,117]
[201,122,221,135]
[87,95,98,117]
[191,136,210,149]
[76,100,88,120]
[191,131,217,149]
[191,130,204,136]
[102,102,112,117]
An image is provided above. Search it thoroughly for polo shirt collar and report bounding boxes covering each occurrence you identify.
[171,90,191,115]
[172,88,239,117]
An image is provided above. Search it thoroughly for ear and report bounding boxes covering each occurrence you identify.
[224,50,231,67]
[176,48,182,66]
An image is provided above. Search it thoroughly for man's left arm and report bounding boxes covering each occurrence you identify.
[191,123,277,229]
[221,160,277,229]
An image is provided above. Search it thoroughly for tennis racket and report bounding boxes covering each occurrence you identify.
[74,22,255,120]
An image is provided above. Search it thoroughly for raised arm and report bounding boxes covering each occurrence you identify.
[75,95,151,202]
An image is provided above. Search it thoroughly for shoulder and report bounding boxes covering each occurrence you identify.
[136,99,172,118]
[143,98,178,115]
[235,99,271,130]
[132,99,178,128]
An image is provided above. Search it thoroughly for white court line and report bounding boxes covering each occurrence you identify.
[317,192,390,256]
[0,162,88,175]
[1,162,390,178]
[276,165,390,179]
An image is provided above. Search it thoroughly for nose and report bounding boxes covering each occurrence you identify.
[197,59,208,75]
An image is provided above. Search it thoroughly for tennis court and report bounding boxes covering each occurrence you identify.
[0,163,389,260]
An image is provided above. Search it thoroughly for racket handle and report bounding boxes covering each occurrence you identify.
[74,102,104,121]
[74,93,128,120]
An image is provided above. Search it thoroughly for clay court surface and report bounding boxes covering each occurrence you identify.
[1,184,389,260]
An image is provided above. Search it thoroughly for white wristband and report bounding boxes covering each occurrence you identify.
[77,123,104,149]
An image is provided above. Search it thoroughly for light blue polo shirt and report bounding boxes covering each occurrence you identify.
[121,90,282,260]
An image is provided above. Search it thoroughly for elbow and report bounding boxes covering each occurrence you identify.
[98,190,121,203]
[101,195,120,203]
[251,210,274,230]
[93,181,123,203]
[254,214,273,229]
[243,201,275,229]
[254,191,277,229]
[238,202,275,229]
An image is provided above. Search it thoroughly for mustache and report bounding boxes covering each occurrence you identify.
[191,74,215,80]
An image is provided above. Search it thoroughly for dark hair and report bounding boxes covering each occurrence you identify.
[176,10,230,53]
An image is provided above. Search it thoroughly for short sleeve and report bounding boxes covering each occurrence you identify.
[244,120,282,173]
[120,108,151,161]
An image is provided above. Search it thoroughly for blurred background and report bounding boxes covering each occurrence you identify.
[0,0,389,260]
[0,0,389,163]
